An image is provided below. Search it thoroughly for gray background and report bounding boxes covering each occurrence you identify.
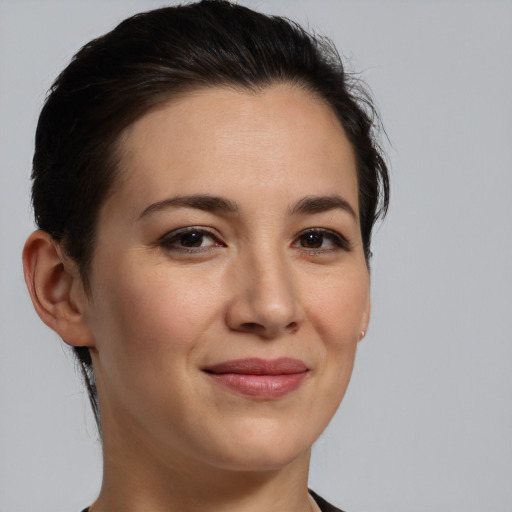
[1,1,511,511]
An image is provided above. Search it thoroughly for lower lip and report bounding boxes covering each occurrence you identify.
[206,372,308,399]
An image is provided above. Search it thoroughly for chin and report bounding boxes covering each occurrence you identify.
[200,420,313,472]
[213,447,308,473]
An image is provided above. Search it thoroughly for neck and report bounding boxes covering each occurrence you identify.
[90,413,313,512]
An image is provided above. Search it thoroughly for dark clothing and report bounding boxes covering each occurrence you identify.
[309,489,345,512]
[80,490,345,512]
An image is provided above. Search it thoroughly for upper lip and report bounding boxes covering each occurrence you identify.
[203,357,308,375]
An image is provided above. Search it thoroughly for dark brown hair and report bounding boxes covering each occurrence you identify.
[31,0,389,428]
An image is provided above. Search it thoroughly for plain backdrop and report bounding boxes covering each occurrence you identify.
[1,1,511,511]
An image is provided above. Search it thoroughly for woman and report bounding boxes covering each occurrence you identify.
[22,1,389,511]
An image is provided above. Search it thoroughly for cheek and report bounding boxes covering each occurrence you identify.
[305,268,370,347]
[303,268,369,410]
[93,258,222,353]
[87,257,227,425]
[87,257,228,415]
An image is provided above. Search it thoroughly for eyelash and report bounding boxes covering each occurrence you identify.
[158,227,224,253]
[158,227,350,255]
[293,228,351,253]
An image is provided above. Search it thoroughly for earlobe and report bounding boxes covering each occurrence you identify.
[22,230,95,348]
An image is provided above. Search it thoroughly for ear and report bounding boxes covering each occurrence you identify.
[22,230,95,348]
[358,297,371,342]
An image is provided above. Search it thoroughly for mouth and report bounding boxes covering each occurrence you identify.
[202,358,309,399]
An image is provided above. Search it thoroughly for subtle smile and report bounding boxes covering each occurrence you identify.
[203,358,309,399]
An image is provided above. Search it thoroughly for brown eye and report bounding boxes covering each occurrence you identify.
[300,232,323,248]
[179,231,204,247]
[294,229,350,252]
[159,227,224,253]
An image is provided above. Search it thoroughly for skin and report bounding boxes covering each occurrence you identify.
[24,85,370,512]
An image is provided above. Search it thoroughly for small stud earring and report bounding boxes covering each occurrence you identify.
[359,330,366,340]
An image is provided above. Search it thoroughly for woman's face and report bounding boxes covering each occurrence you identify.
[84,85,370,471]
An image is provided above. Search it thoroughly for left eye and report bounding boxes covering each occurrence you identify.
[294,229,349,251]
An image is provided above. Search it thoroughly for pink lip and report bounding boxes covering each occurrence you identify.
[203,358,309,399]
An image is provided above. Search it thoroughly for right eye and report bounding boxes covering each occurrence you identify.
[158,227,224,253]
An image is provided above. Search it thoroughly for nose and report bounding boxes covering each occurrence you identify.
[225,250,304,339]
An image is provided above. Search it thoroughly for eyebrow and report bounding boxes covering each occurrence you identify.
[137,193,356,220]
[289,195,357,219]
[138,194,239,219]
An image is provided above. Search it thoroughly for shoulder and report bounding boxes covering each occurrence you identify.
[310,489,347,512]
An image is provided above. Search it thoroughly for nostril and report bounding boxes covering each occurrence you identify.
[238,321,299,336]
[240,322,265,333]
[286,321,298,333]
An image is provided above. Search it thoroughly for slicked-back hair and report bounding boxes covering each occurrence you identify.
[31,0,389,430]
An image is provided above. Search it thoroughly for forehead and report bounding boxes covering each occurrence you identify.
[111,85,358,216]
